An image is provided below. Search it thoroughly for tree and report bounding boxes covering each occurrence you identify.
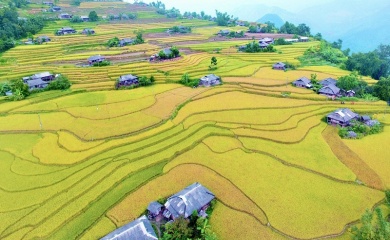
[274,38,292,46]
[331,39,343,49]
[69,16,83,23]
[352,208,390,240]
[211,57,217,66]
[138,76,151,86]
[134,30,144,44]
[345,44,390,80]
[47,75,71,90]
[9,79,29,100]
[337,72,361,90]
[215,10,231,26]
[88,11,98,22]
[263,21,276,33]
[107,37,120,47]
[170,46,180,58]
[0,82,11,95]
[162,216,192,240]
[373,77,390,101]
[279,21,298,34]
[297,23,311,36]
[314,33,322,41]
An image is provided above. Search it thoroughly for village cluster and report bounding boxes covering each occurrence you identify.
[102,183,215,239]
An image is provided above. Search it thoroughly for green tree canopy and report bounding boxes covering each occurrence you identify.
[162,216,192,240]
[373,77,390,101]
[345,44,390,80]
[215,10,232,26]
[336,72,361,90]
[352,208,390,240]
[88,11,98,21]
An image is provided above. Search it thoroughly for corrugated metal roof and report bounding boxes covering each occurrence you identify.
[88,55,105,61]
[320,78,337,86]
[147,201,163,215]
[327,108,358,123]
[164,182,215,219]
[32,72,52,79]
[200,74,220,82]
[293,77,311,85]
[119,74,138,82]
[101,216,157,240]
[319,84,340,95]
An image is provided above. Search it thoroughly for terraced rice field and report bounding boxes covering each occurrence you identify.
[0,3,388,239]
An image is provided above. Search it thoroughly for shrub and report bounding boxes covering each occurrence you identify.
[93,60,111,67]
[179,73,199,87]
[107,37,120,47]
[338,119,383,139]
[47,75,71,90]
[274,38,292,45]
[69,16,83,23]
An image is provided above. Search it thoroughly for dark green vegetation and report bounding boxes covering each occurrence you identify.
[346,45,390,80]
[93,60,111,67]
[242,41,276,53]
[338,120,382,139]
[300,41,346,65]
[0,6,45,52]
[352,191,390,240]
[179,73,199,87]
[161,200,217,240]
[274,38,292,46]
[158,46,180,59]
[0,75,71,100]
[279,22,311,36]
[88,11,98,22]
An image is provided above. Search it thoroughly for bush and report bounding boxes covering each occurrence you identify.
[338,119,383,139]
[179,73,199,87]
[47,75,71,90]
[274,38,292,45]
[107,37,120,47]
[93,60,111,67]
[69,16,83,23]
[89,11,99,22]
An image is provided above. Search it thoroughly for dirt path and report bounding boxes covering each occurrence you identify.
[322,125,384,190]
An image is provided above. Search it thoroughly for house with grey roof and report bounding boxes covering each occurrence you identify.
[259,42,269,49]
[35,36,51,43]
[218,29,230,36]
[80,16,89,21]
[259,37,274,44]
[81,28,95,35]
[118,74,138,87]
[51,6,61,12]
[32,72,55,81]
[23,72,55,83]
[320,78,337,86]
[162,48,172,56]
[293,77,312,88]
[22,72,55,90]
[88,55,105,65]
[27,79,49,90]
[199,74,221,87]
[58,13,72,19]
[101,215,157,240]
[163,182,215,220]
[147,201,163,218]
[56,27,76,35]
[119,38,134,47]
[299,36,309,42]
[326,108,359,126]
[273,62,286,70]
[318,84,341,97]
